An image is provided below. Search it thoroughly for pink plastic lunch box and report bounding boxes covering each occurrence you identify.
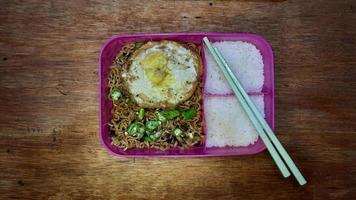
[99,32,274,157]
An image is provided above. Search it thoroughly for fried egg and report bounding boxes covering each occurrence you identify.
[123,40,202,108]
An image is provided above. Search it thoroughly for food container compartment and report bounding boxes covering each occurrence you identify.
[99,33,274,157]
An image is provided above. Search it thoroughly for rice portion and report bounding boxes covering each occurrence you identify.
[205,95,265,147]
[204,41,264,94]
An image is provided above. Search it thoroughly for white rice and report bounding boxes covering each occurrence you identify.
[204,41,264,94]
[205,95,265,147]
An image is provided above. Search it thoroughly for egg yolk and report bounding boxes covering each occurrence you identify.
[141,51,175,88]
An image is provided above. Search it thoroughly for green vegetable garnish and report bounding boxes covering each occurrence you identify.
[144,130,161,142]
[156,109,180,121]
[156,111,167,122]
[165,110,180,119]
[149,131,161,141]
[182,108,196,121]
[138,126,145,134]
[127,123,136,133]
[173,128,183,137]
[110,88,122,101]
[138,108,145,120]
[145,120,160,130]
[127,122,145,139]
[136,131,145,139]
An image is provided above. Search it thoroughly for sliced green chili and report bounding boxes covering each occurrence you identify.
[149,131,161,141]
[136,131,145,139]
[156,111,167,122]
[182,108,196,121]
[145,120,160,131]
[127,122,145,139]
[156,109,180,121]
[165,110,180,119]
[110,88,122,101]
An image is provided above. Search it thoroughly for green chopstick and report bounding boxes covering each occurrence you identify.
[204,37,307,185]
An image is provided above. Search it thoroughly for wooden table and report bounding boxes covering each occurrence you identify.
[1,0,355,199]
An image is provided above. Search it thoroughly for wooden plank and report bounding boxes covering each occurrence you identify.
[0,0,355,199]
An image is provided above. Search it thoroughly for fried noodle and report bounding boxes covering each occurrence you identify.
[108,42,203,151]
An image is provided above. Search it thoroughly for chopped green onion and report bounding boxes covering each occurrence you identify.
[173,128,183,137]
[110,88,122,101]
[183,108,196,121]
[138,108,145,120]
[145,120,160,130]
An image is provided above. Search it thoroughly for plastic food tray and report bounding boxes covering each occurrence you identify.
[99,32,274,157]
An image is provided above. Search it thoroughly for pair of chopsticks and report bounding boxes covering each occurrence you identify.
[203,37,306,186]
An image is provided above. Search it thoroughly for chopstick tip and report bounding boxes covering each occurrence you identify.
[298,178,307,186]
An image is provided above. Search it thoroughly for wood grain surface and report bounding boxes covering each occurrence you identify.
[1,0,355,199]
